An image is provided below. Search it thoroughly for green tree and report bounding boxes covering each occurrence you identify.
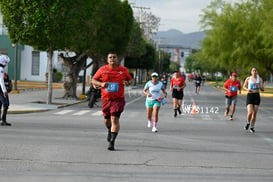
[161,52,171,73]
[140,43,156,70]
[155,51,170,73]
[125,42,156,70]
[126,20,147,58]
[0,0,134,100]
[185,52,207,74]
[0,0,78,103]
[124,42,156,84]
[59,0,134,98]
[169,62,180,73]
[200,0,273,80]
[258,0,273,76]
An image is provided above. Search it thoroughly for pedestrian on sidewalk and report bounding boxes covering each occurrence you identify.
[143,72,167,132]
[92,53,133,151]
[0,55,11,126]
[223,73,241,120]
[170,70,186,117]
[243,67,264,133]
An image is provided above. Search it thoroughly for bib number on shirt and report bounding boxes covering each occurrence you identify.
[250,83,259,90]
[230,86,237,92]
[105,82,119,92]
[173,85,180,89]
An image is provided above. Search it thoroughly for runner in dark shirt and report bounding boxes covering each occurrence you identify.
[194,74,202,94]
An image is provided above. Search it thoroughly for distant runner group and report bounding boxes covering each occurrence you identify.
[92,53,264,151]
[142,67,264,136]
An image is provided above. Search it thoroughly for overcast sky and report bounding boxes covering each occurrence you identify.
[128,0,239,33]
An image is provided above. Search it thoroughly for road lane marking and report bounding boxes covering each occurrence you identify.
[55,110,74,115]
[257,133,273,148]
[125,96,144,107]
[264,138,273,143]
[92,111,103,116]
[202,114,212,120]
[72,110,91,115]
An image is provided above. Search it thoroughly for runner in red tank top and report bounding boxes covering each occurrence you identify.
[170,71,186,117]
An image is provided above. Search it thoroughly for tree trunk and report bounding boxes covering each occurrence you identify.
[47,50,53,104]
[64,61,85,99]
[71,70,80,98]
[91,59,99,77]
[59,53,87,99]
[90,56,106,77]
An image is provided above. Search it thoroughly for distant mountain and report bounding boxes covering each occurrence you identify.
[152,29,205,49]
[154,29,184,39]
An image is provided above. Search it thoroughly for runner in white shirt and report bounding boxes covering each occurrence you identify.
[243,67,264,133]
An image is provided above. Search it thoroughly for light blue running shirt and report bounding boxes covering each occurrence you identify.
[144,80,164,100]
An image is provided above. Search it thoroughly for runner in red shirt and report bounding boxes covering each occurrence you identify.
[92,53,133,151]
[223,73,241,120]
[170,71,186,117]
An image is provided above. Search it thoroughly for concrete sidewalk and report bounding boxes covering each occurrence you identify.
[7,85,143,114]
[8,87,87,114]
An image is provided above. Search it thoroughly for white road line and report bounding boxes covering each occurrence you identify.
[202,114,212,120]
[92,111,103,116]
[125,96,145,107]
[72,110,91,116]
[257,133,273,148]
[55,110,74,115]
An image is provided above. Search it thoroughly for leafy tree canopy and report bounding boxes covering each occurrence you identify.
[199,0,273,80]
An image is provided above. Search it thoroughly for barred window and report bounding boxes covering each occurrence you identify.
[31,51,40,75]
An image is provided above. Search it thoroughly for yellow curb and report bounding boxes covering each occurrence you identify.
[79,94,87,99]
[11,90,20,94]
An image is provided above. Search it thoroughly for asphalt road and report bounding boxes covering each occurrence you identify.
[1,83,273,182]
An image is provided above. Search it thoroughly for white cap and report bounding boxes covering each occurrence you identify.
[0,55,10,66]
[151,72,158,77]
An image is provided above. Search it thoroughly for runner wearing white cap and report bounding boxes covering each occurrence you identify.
[143,72,167,132]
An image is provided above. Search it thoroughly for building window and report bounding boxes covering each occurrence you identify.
[31,51,40,75]
[0,24,8,35]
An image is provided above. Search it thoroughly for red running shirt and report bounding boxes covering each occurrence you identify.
[171,76,185,91]
[93,65,132,100]
[224,79,241,97]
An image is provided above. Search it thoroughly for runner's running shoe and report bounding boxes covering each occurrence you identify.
[108,142,115,151]
[244,123,250,130]
[250,127,255,133]
[152,126,158,132]
[1,121,11,126]
[177,107,182,115]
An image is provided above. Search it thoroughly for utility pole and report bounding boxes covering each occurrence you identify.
[11,43,19,93]
[131,5,151,83]
[131,5,151,38]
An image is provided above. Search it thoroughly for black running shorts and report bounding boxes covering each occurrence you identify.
[246,93,260,106]
[172,89,184,100]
